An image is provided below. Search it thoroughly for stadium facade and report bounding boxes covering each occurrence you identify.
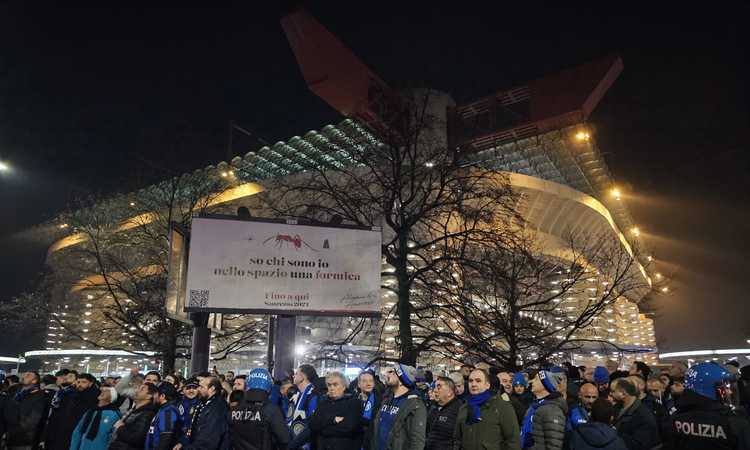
[24,10,658,375]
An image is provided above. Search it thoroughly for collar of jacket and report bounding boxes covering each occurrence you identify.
[440,396,460,410]
[617,397,642,420]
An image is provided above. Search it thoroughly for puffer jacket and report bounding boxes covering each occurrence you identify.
[370,390,426,450]
[569,422,628,450]
[529,394,568,450]
[454,394,520,450]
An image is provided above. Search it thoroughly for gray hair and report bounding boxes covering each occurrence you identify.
[325,371,348,386]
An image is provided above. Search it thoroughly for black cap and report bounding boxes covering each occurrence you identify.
[184,377,200,388]
[158,382,179,401]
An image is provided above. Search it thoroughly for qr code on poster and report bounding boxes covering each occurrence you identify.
[189,289,210,307]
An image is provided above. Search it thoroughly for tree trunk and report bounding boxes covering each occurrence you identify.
[396,232,417,366]
[161,330,178,373]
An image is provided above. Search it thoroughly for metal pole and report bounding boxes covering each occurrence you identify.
[266,315,276,374]
[190,312,211,375]
[272,315,296,380]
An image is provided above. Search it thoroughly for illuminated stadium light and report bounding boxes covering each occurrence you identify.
[660,349,750,359]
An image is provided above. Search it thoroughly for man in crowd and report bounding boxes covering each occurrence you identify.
[610,378,660,450]
[69,387,121,450]
[230,368,289,450]
[176,378,200,446]
[357,370,382,450]
[233,375,247,392]
[425,376,461,450]
[568,398,628,450]
[455,368,520,450]
[629,362,651,382]
[305,371,363,450]
[179,376,230,450]
[4,371,48,450]
[288,364,320,442]
[371,364,426,450]
[568,382,599,430]
[520,370,567,450]
[497,371,528,425]
[448,371,468,402]
[146,383,181,450]
[115,368,145,413]
[144,371,162,385]
[109,383,159,450]
[593,367,610,398]
[664,362,750,449]
[512,373,532,413]
[45,373,100,450]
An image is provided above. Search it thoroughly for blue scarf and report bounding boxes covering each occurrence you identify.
[466,391,492,424]
[14,384,40,402]
[50,385,76,410]
[362,391,376,420]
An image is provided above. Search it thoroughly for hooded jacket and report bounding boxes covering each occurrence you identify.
[69,404,121,450]
[454,394,520,450]
[370,389,426,450]
[612,398,660,450]
[569,422,628,450]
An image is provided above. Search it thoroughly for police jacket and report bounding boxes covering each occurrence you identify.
[308,393,364,450]
[45,385,99,450]
[109,402,159,450]
[426,397,461,450]
[185,394,231,450]
[612,398,660,450]
[145,401,181,450]
[664,390,750,450]
[3,386,49,448]
[230,390,290,450]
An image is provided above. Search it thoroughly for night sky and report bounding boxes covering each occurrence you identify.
[0,3,747,358]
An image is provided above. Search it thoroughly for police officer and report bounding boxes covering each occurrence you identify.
[665,362,750,450]
[230,368,290,450]
[146,383,181,450]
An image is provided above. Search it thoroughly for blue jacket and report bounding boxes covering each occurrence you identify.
[146,401,181,450]
[177,397,200,446]
[69,407,121,450]
[184,394,231,450]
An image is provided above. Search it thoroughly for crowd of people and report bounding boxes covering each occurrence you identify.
[1,358,749,450]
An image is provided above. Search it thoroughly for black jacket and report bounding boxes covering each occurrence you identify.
[230,390,290,450]
[426,397,461,450]
[308,393,364,450]
[185,394,231,450]
[613,398,660,450]
[3,387,50,448]
[45,386,99,450]
[109,402,159,450]
[569,422,628,450]
[359,389,382,450]
[663,390,750,450]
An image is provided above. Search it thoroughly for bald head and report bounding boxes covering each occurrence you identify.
[579,382,599,410]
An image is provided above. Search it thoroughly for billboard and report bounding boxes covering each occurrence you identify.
[184,216,382,317]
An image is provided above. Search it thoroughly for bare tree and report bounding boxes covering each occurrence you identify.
[36,169,265,372]
[260,90,520,365]
[422,230,652,370]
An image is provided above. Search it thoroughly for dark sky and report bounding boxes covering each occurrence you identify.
[0,3,747,357]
